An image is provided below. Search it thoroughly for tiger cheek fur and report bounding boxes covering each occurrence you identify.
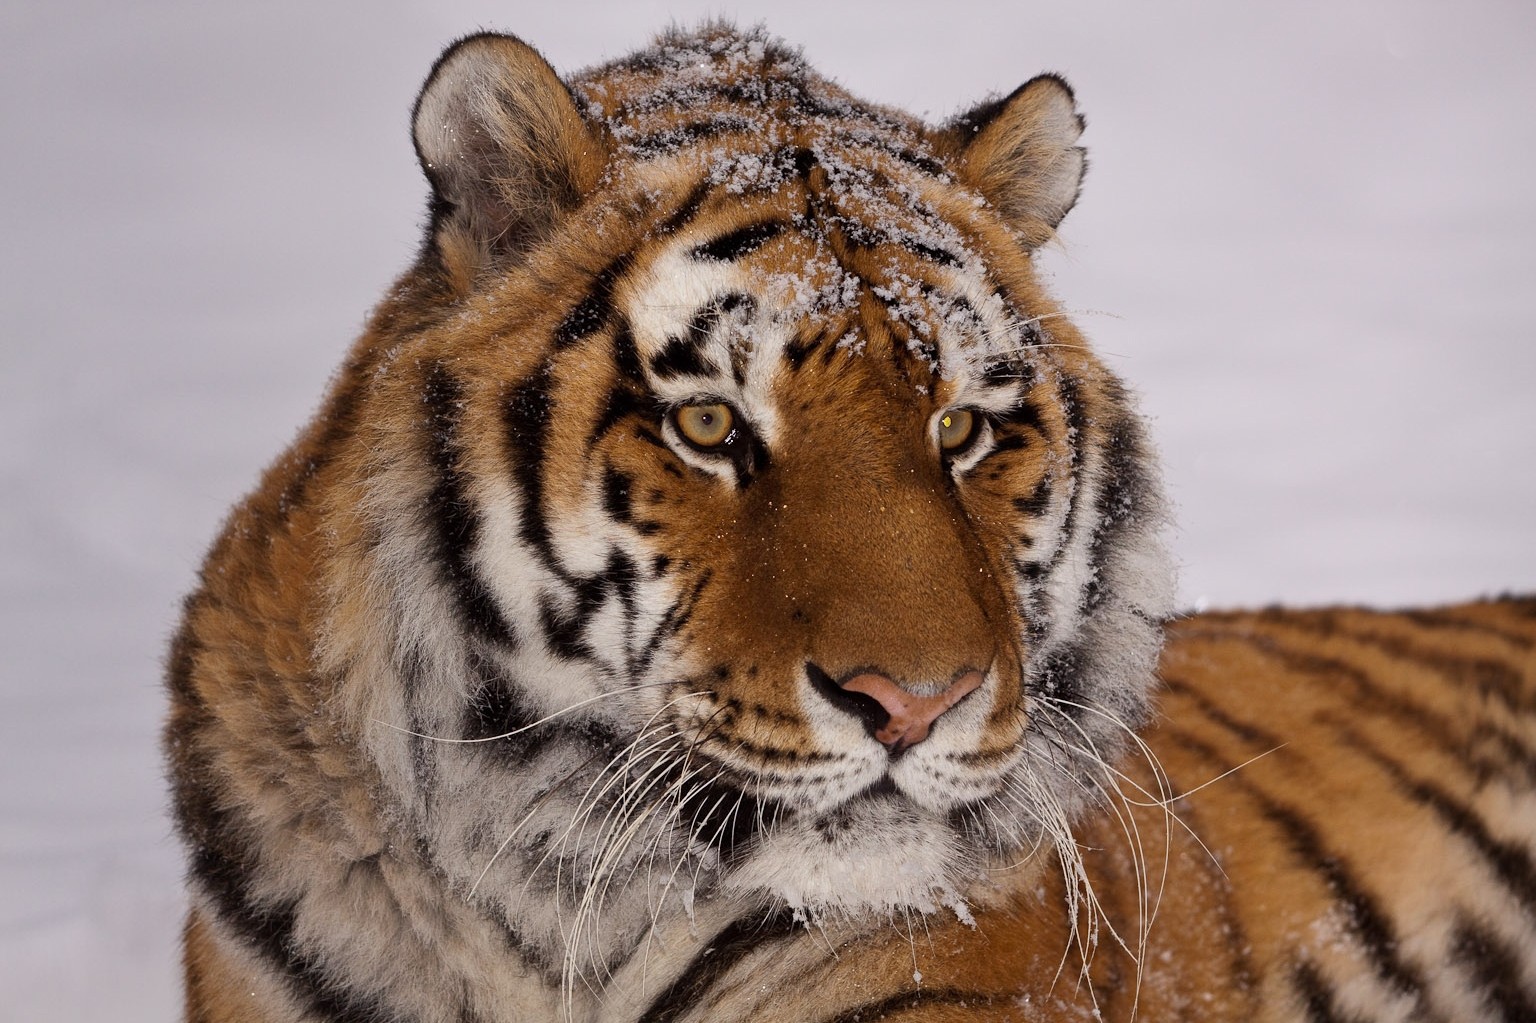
[171,22,1536,1023]
[166,24,1178,1021]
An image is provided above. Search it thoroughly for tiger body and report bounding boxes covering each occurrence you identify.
[165,25,1536,1022]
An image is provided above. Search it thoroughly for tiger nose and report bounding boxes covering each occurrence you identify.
[807,664,984,749]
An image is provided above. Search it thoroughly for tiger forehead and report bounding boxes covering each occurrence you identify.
[575,25,974,269]
[615,217,1030,396]
[553,29,1043,406]
[575,26,925,160]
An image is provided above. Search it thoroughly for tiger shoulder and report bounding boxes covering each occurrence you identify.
[164,22,1536,1023]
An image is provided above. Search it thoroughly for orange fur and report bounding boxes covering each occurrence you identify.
[166,23,1536,1022]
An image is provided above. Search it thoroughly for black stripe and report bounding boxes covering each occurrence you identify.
[691,220,786,262]
[1404,608,1536,651]
[625,116,754,156]
[1336,721,1536,907]
[1234,627,1470,767]
[899,237,960,267]
[1321,613,1534,715]
[635,908,802,1023]
[422,364,518,647]
[461,647,553,767]
[1165,723,1427,1000]
[177,764,410,1023]
[815,988,1000,1023]
[651,293,754,380]
[589,383,651,453]
[792,146,816,179]
[683,777,773,863]
[395,642,436,790]
[657,179,714,237]
[502,362,563,578]
[539,592,591,662]
[1161,672,1287,749]
[1081,413,1150,612]
[651,337,713,380]
[554,255,632,349]
[874,142,948,180]
[1501,594,1536,619]
[609,76,803,122]
[635,570,712,677]
[1224,614,1536,783]
[988,433,1029,456]
[1290,960,1363,1023]
[611,320,646,381]
[1043,374,1085,577]
[602,466,634,523]
[1012,478,1052,518]
[784,322,832,371]
[539,547,642,664]
[997,397,1043,432]
[1450,916,1536,1023]
[588,324,656,452]
[1030,641,1087,709]
[603,547,639,629]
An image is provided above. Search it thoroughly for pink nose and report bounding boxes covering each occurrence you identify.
[840,670,984,748]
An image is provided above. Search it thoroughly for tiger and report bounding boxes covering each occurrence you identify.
[164,22,1536,1023]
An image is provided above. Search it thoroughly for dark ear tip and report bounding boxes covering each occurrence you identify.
[1021,72,1076,101]
[945,72,1083,139]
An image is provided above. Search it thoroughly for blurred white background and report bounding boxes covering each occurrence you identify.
[2,0,1532,1016]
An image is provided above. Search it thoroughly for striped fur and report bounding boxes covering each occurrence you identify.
[166,24,1536,1022]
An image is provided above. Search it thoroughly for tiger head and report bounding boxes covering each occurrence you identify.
[319,25,1173,961]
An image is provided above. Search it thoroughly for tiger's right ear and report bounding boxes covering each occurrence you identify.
[412,33,607,282]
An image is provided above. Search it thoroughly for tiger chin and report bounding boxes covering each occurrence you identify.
[167,21,1536,1023]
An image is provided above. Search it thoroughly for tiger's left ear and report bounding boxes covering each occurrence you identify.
[933,75,1086,248]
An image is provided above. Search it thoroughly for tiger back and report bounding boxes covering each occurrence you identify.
[165,24,1536,1022]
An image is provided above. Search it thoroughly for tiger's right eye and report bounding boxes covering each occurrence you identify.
[673,403,735,450]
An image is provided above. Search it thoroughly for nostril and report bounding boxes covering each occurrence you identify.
[842,668,985,749]
[805,662,890,739]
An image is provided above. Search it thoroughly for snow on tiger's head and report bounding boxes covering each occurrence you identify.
[336,24,1174,927]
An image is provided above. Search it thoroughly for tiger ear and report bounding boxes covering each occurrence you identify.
[412,33,607,279]
[936,75,1086,248]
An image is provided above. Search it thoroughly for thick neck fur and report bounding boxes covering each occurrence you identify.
[169,24,1174,1023]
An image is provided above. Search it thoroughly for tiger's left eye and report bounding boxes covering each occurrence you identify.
[674,403,735,449]
[937,409,978,452]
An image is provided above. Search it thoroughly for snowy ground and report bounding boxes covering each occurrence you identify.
[2,1,1532,1017]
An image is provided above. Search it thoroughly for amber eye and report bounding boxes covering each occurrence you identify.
[674,403,736,449]
[937,409,978,452]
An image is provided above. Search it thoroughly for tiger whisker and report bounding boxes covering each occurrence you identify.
[1030,704,1160,971]
[370,679,676,744]
[468,748,608,898]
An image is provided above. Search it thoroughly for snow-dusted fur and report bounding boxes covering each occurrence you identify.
[167,24,1178,1023]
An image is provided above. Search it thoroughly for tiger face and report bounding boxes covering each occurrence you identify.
[335,27,1175,934]
[171,25,1173,1005]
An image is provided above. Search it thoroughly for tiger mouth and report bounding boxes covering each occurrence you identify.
[680,761,997,866]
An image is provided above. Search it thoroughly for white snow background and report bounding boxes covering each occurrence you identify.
[2,0,1532,1016]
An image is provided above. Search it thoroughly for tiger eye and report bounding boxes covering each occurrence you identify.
[937,409,977,452]
[675,403,735,448]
